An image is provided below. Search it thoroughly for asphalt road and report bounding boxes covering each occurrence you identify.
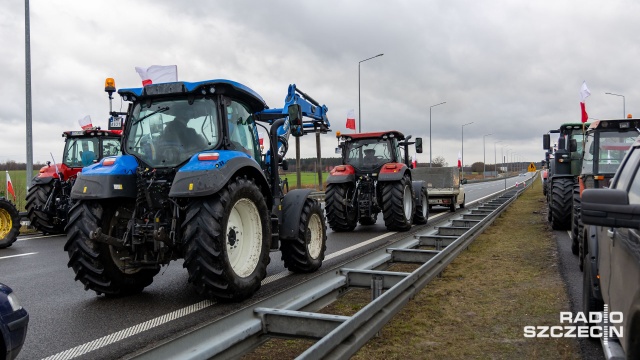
[0,174,532,360]
[553,228,604,360]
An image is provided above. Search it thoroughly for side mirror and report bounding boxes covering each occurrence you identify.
[558,137,566,150]
[582,189,640,228]
[281,159,289,171]
[415,137,423,153]
[288,104,303,137]
[570,139,577,152]
[461,178,468,185]
[543,134,550,150]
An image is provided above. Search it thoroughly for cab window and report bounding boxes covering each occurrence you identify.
[227,101,260,161]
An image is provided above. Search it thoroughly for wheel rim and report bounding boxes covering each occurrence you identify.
[403,186,412,220]
[307,213,323,259]
[107,207,142,275]
[421,192,427,218]
[0,208,12,238]
[227,198,262,278]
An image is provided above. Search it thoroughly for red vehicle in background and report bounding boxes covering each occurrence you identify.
[25,128,121,234]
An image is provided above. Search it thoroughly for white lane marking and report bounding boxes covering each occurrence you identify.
[0,252,38,260]
[41,300,215,360]
[18,234,59,241]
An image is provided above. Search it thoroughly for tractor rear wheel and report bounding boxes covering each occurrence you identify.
[64,200,159,296]
[570,182,581,255]
[381,175,414,231]
[0,198,20,249]
[413,186,428,225]
[325,183,358,232]
[550,177,573,230]
[26,182,65,234]
[281,198,326,273]
[183,176,271,302]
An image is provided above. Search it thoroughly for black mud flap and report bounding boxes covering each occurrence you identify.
[280,189,314,240]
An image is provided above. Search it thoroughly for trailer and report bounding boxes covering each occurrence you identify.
[411,167,465,212]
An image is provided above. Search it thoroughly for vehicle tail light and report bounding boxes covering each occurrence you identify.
[198,153,220,161]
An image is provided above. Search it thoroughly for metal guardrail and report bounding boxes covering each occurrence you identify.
[130,178,533,360]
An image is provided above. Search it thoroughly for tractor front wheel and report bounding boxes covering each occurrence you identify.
[381,175,414,231]
[281,198,327,273]
[64,200,159,296]
[0,198,20,249]
[183,176,271,302]
[325,183,358,232]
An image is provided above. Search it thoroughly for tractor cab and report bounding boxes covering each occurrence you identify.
[336,131,414,175]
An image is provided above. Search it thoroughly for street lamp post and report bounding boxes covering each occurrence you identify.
[358,53,384,133]
[429,102,447,167]
[461,122,473,177]
[605,92,625,119]
[494,140,503,177]
[482,133,492,178]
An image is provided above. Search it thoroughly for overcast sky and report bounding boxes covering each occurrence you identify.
[2,0,639,169]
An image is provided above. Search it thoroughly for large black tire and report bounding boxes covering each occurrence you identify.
[582,249,604,336]
[381,175,414,231]
[413,186,428,225]
[183,176,271,302]
[281,198,326,273]
[64,200,160,296]
[325,183,358,232]
[449,196,456,212]
[0,198,21,249]
[550,177,573,230]
[26,182,65,234]
[570,182,581,255]
[459,194,466,209]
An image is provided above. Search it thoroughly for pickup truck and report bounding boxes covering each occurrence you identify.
[580,135,640,359]
[411,167,465,212]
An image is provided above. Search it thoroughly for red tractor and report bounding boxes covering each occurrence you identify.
[26,128,121,234]
[325,131,428,232]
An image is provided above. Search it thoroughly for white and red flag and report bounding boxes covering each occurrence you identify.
[78,115,93,130]
[580,81,591,123]
[412,154,417,168]
[346,109,356,131]
[6,171,16,202]
[457,152,462,169]
[135,65,178,86]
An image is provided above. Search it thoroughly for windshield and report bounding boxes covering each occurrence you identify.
[125,98,219,167]
[345,138,395,170]
[582,130,636,174]
[63,137,122,167]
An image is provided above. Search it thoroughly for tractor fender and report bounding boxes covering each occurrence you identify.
[280,188,314,240]
[169,155,271,207]
[71,155,138,200]
[326,165,355,184]
[30,175,55,186]
[411,180,426,203]
[71,172,137,199]
[377,164,410,182]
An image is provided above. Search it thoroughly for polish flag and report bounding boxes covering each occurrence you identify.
[6,171,16,202]
[457,152,462,169]
[346,109,356,131]
[412,154,417,168]
[580,81,591,123]
[78,115,93,130]
[135,65,178,86]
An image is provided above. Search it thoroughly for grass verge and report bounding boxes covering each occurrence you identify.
[244,178,580,359]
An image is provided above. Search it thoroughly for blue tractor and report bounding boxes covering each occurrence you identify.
[64,78,331,301]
